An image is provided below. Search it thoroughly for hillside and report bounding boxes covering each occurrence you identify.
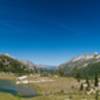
[0,54,57,76]
[0,54,33,75]
[59,53,100,77]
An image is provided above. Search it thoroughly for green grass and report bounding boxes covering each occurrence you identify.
[0,93,18,100]
[0,93,99,100]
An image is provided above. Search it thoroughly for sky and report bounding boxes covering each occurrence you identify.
[0,0,100,65]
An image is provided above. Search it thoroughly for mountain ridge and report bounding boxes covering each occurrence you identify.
[59,52,100,77]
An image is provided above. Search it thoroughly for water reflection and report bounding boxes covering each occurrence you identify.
[0,80,37,97]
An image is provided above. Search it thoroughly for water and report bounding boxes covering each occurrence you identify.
[0,80,37,97]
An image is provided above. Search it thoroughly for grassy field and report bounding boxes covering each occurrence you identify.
[0,74,99,100]
[0,92,98,100]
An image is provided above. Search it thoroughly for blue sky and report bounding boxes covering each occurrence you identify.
[0,0,100,65]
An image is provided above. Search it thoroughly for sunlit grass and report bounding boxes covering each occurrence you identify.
[0,93,98,100]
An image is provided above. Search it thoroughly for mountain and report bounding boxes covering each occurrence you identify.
[0,54,33,75]
[36,64,56,69]
[0,53,57,75]
[21,60,37,70]
[21,60,57,72]
[59,52,100,77]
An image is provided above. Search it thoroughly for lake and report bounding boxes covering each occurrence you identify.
[0,80,37,97]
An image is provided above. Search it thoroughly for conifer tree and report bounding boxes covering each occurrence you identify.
[86,77,90,91]
[94,73,99,87]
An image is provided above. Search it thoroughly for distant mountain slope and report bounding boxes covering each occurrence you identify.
[0,54,33,75]
[0,53,57,75]
[21,60,37,70]
[59,52,100,77]
[77,61,100,78]
[21,61,57,72]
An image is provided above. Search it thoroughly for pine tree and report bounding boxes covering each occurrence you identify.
[75,72,81,82]
[86,77,90,91]
[94,73,99,87]
[80,83,83,91]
